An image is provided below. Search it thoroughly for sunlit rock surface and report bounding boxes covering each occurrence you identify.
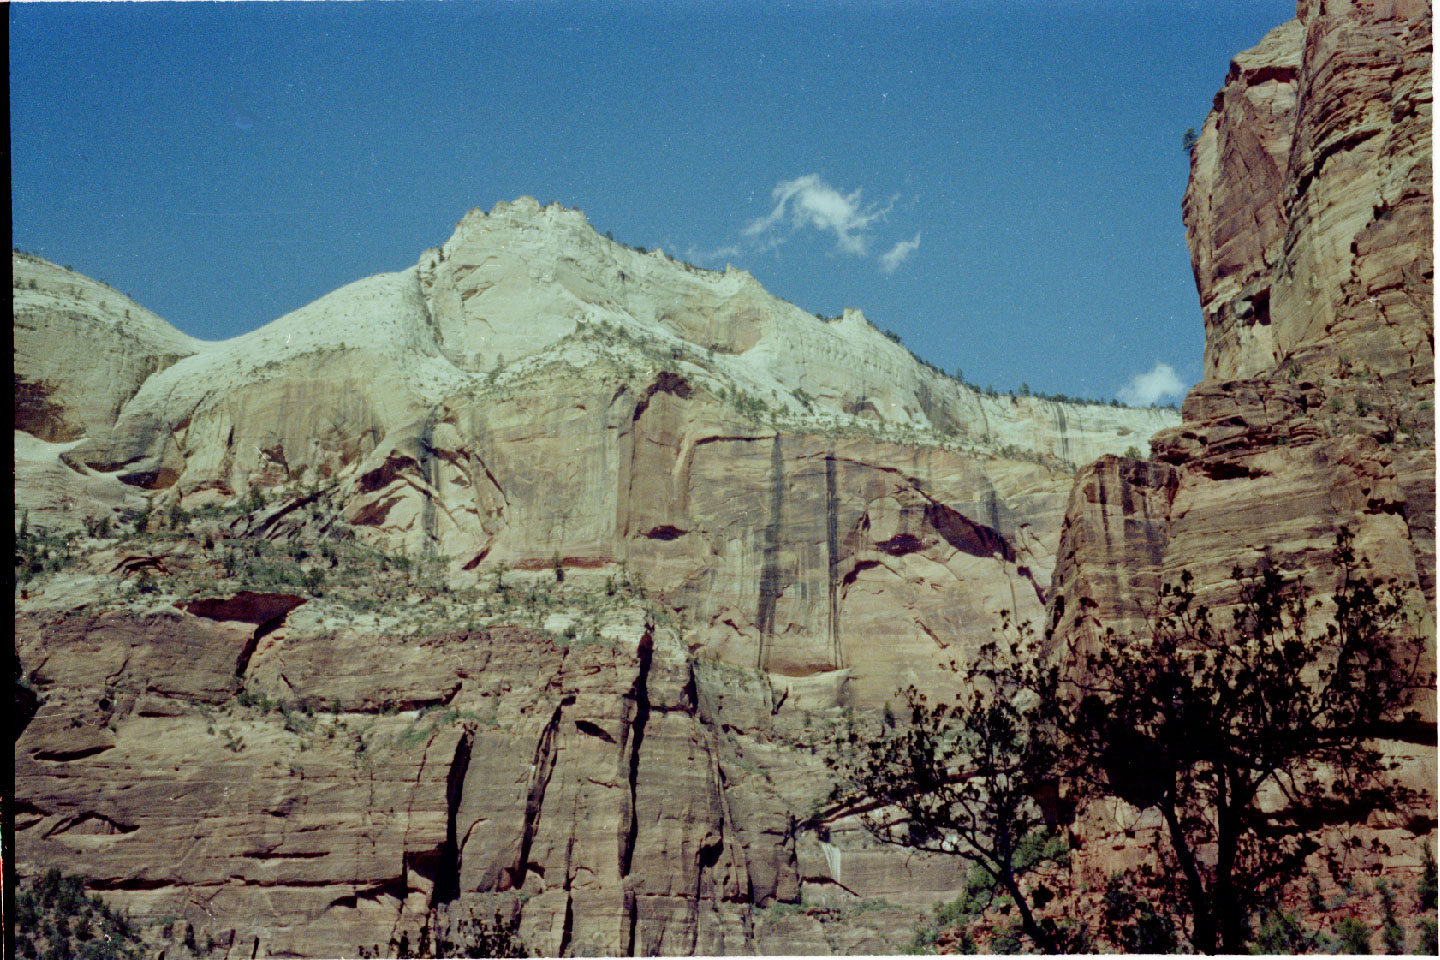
[13,200,1173,954]
[1053,0,1435,909]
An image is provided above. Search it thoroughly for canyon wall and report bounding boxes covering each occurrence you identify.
[1052,0,1435,897]
[14,3,1433,951]
[13,203,1172,955]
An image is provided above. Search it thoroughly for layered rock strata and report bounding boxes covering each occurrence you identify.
[13,200,1174,954]
[1052,0,1435,904]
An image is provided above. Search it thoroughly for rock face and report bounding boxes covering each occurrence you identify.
[12,201,1174,955]
[1053,0,1435,902]
[13,253,201,444]
[11,202,1174,701]
[19,2,1431,945]
[1183,4,1432,384]
[1060,0,1433,644]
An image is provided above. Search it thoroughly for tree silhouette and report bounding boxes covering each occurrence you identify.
[825,620,1073,952]
[827,529,1429,953]
[1062,529,1430,953]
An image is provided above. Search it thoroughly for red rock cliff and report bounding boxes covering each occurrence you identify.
[1051,0,1435,905]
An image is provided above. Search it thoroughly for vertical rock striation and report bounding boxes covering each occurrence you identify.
[1052,0,1434,896]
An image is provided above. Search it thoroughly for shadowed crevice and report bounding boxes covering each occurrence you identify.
[432,725,474,907]
[756,435,785,671]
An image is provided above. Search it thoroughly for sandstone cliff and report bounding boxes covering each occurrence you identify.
[1053,0,1435,914]
[13,252,201,444]
[13,204,1175,955]
[1183,3,1432,384]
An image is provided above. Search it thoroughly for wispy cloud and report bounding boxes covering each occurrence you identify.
[879,232,921,274]
[680,243,742,266]
[743,174,894,256]
[1117,363,1186,406]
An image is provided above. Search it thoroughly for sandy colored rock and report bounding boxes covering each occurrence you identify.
[13,254,201,445]
[21,5,1432,951]
[1053,0,1435,915]
[1184,5,1432,383]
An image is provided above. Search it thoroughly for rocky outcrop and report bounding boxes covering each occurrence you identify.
[12,198,1179,954]
[1184,4,1432,384]
[1052,0,1435,905]
[27,7,1428,940]
[13,253,201,444]
[1059,0,1434,650]
[13,592,962,956]
[22,198,1172,505]
[10,201,1175,712]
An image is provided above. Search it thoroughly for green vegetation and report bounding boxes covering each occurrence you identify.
[15,869,146,960]
[1068,531,1426,953]
[828,529,1430,954]
[1100,871,1180,954]
[826,615,1069,952]
[1247,907,1332,954]
[15,513,79,585]
[358,908,527,959]
[1334,917,1373,954]
[907,864,1003,953]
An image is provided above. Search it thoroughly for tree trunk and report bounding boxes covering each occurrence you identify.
[998,865,1054,954]
[1216,792,1244,953]
[1161,799,1216,954]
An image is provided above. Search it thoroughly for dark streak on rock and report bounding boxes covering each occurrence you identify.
[33,744,114,763]
[512,705,563,890]
[575,719,617,743]
[756,435,785,671]
[432,724,474,907]
[619,629,655,954]
[825,452,842,669]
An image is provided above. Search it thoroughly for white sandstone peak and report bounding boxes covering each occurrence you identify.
[15,200,1181,506]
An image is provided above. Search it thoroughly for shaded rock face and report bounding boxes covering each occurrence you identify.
[1052,0,1435,894]
[12,254,201,444]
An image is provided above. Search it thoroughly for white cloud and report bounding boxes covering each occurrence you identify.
[1117,363,1187,407]
[743,174,893,256]
[681,243,742,265]
[879,232,922,274]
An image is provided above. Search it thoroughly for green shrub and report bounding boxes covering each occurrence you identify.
[15,519,78,585]
[1418,917,1439,956]
[1101,872,1180,954]
[1335,917,1372,954]
[1249,909,1329,954]
[15,869,145,960]
[1421,846,1438,911]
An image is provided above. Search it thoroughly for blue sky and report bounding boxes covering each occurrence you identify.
[10,0,1294,404]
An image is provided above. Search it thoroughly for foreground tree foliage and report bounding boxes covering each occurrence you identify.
[1068,530,1429,953]
[357,908,528,959]
[828,530,1432,954]
[826,619,1076,952]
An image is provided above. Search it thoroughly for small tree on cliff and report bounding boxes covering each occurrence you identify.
[825,620,1074,952]
[1062,529,1430,954]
